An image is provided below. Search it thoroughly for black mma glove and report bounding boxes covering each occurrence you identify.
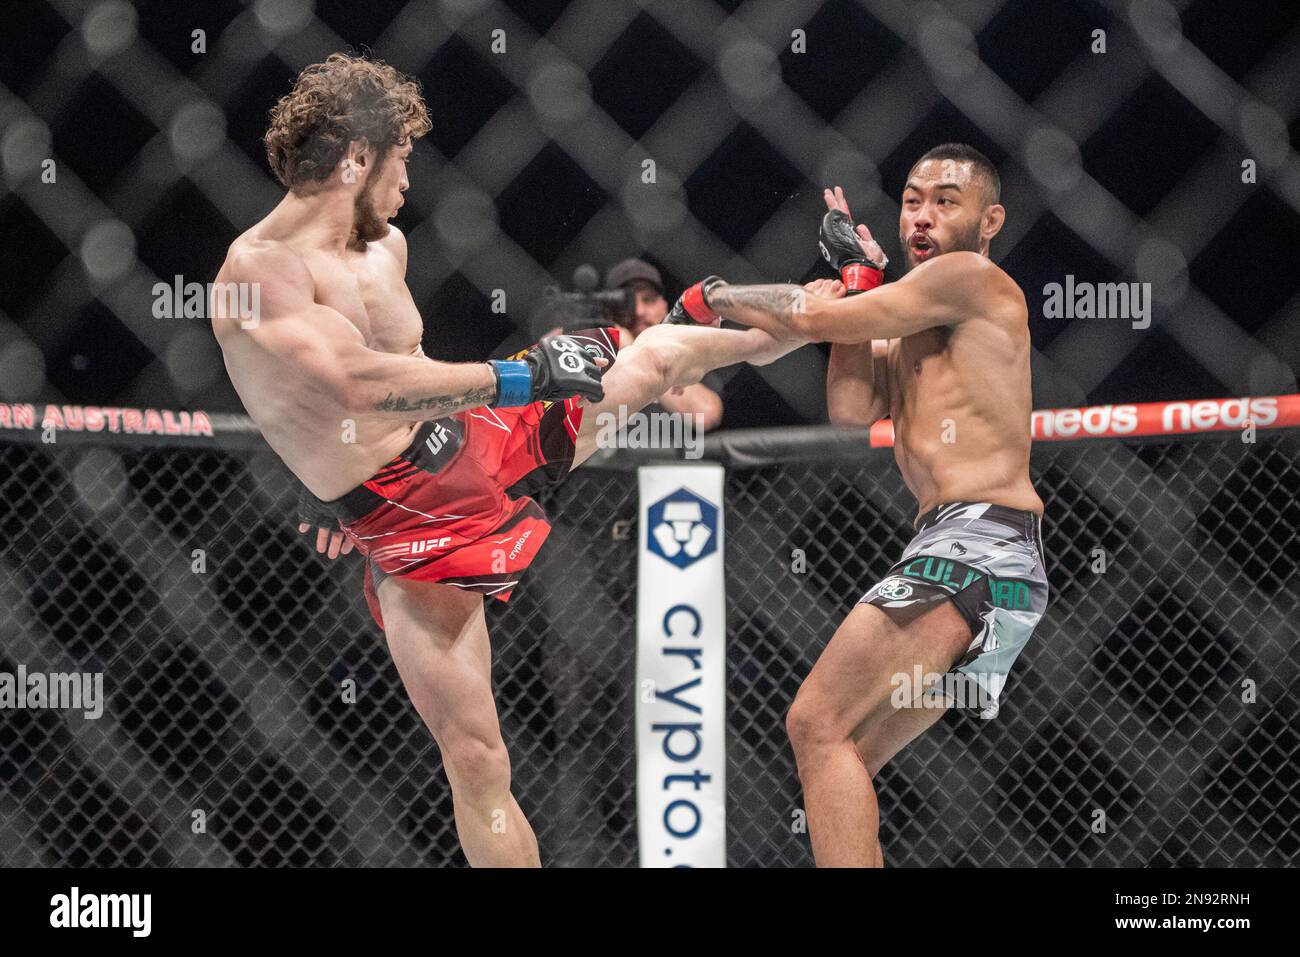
[665,276,727,325]
[295,483,338,531]
[819,209,886,294]
[488,334,605,407]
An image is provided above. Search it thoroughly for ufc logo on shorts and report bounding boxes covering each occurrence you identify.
[409,537,451,554]
[425,423,451,456]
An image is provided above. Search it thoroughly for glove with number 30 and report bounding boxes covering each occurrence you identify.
[489,335,605,407]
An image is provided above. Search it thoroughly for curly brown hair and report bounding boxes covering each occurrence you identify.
[264,53,431,192]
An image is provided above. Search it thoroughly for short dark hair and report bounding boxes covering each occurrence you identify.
[910,143,1000,206]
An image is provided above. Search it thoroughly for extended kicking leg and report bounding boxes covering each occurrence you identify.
[571,322,802,465]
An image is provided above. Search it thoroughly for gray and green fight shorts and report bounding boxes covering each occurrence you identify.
[860,501,1049,719]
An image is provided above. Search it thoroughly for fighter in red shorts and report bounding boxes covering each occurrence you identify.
[211,54,803,866]
[313,327,623,629]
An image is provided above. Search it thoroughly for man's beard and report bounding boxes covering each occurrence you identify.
[901,217,982,271]
[353,168,388,244]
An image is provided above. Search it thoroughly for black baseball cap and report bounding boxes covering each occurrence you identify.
[605,258,664,294]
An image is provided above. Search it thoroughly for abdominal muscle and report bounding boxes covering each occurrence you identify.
[263,411,418,502]
[220,331,421,502]
[893,424,1042,521]
[890,348,1043,521]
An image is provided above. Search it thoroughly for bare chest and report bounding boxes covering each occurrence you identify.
[302,248,424,354]
[892,327,953,405]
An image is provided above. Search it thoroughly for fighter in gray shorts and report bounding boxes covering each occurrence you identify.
[861,501,1049,719]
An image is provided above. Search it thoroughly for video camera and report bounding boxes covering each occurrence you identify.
[531,264,635,337]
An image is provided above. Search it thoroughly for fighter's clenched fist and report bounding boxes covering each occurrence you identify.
[489,334,606,407]
[664,275,728,327]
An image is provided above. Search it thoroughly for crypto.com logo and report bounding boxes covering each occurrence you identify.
[646,487,718,569]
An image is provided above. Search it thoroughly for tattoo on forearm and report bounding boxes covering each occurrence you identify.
[708,284,807,325]
[373,385,495,414]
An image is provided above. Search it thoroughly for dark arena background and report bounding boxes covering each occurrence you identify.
[1,0,1298,880]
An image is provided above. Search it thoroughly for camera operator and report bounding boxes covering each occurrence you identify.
[603,258,723,431]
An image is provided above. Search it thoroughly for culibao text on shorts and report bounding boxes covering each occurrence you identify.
[595,405,705,459]
[0,665,104,719]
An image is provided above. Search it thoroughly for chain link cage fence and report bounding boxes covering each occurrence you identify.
[2,0,1299,871]
[3,0,1299,431]
[2,423,1296,867]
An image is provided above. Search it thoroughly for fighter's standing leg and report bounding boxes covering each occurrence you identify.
[377,576,540,867]
[784,600,970,867]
